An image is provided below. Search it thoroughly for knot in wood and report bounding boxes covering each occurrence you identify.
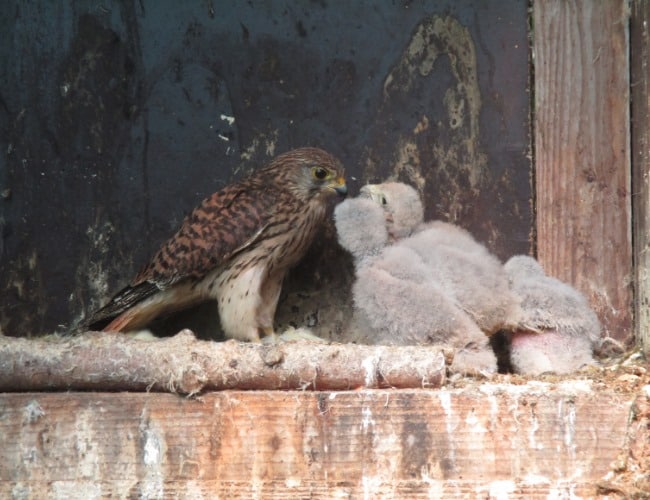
[261,347,284,367]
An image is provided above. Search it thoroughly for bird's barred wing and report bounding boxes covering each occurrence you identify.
[86,182,279,329]
[136,182,278,287]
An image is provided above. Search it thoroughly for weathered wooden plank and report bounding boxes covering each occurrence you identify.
[0,384,634,498]
[534,0,632,341]
[631,0,650,355]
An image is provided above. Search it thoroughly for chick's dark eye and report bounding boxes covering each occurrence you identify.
[312,166,329,180]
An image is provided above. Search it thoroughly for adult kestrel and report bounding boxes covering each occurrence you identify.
[87,147,347,342]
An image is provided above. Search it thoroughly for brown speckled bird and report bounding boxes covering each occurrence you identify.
[87,147,347,342]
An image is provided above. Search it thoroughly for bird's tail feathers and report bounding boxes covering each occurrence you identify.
[103,307,146,332]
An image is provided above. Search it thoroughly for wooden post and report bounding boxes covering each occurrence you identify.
[631,0,650,355]
[534,0,632,341]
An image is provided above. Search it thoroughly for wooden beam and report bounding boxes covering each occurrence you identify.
[0,385,639,498]
[631,0,650,355]
[0,331,447,393]
[534,0,632,341]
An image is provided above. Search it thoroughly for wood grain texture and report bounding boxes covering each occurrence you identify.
[534,0,632,340]
[631,0,650,355]
[0,384,635,499]
[0,331,447,393]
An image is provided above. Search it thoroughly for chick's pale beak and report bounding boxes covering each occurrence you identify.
[359,184,381,203]
[331,176,348,197]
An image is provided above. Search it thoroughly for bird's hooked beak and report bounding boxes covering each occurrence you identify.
[329,176,348,197]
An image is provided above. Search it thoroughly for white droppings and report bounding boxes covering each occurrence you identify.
[528,405,540,450]
[11,482,30,500]
[361,355,378,387]
[220,113,235,125]
[556,379,592,394]
[438,390,451,414]
[437,391,457,470]
[557,400,577,453]
[362,475,381,500]
[406,433,416,448]
[420,464,445,499]
[487,480,515,499]
[478,380,592,398]
[487,394,499,432]
[464,408,486,434]
[23,400,44,423]
[182,480,207,500]
[522,473,550,486]
[52,480,102,499]
[139,412,165,499]
[74,410,100,479]
[361,405,375,433]
[143,428,161,466]
[331,488,354,499]
[284,477,301,488]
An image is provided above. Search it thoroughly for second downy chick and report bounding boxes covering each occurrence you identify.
[504,255,601,375]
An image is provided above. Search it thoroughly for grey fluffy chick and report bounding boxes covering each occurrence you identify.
[362,182,521,336]
[350,245,498,374]
[333,196,388,266]
[360,182,424,241]
[504,255,601,375]
[400,221,521,335]
[334,182,497,375]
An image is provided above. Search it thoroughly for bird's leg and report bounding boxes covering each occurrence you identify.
[259,326,277,344]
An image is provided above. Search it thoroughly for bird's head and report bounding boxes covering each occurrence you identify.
[264,147,347,203]
[359,182,423,240]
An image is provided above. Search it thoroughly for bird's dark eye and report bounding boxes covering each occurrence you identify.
[312,166,329,180]
[381,196,387,205]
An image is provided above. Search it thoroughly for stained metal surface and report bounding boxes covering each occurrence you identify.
[0,1,530,337]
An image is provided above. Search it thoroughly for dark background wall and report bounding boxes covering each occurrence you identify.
[0,1,531,338]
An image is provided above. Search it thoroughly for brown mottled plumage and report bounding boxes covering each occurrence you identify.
[87,147,347,341]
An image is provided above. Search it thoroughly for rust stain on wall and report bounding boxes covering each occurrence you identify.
[366,15,487,226]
